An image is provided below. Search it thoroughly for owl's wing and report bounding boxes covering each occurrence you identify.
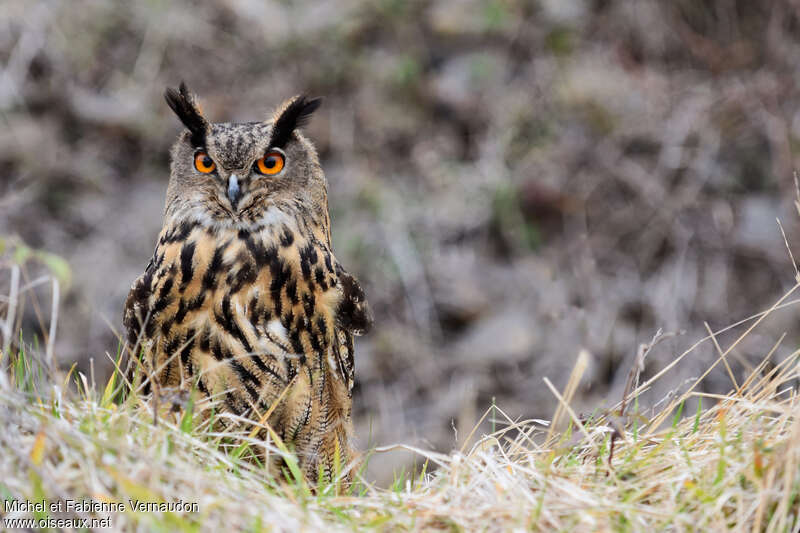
[331,266,372,392]
[123,256,158,352]
[332,326,356,393]
[334,267,373,336]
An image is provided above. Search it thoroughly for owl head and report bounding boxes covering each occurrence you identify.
[162,83,327,233]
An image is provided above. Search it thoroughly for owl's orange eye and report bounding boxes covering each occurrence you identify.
[255,151,285,175]
[194,152,216,173]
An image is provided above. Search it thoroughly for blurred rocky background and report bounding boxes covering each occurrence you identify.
[3,0,800,482]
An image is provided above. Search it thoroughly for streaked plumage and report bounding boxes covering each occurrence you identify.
[124,84,372,482]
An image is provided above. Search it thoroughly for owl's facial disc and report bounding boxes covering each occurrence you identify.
[227,174,241,207]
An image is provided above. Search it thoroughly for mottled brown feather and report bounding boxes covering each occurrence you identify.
[124,87,372,483]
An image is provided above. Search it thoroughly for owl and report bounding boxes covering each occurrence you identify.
[123,83,372,482]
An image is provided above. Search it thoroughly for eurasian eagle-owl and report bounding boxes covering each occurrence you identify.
[123,83,372,482]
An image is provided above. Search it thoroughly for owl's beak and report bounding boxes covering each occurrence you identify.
[227,174,241,207]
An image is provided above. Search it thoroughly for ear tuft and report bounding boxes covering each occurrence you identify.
[269,95,323,148]
[164,82,209,147]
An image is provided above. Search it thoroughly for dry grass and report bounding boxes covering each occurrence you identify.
[1,247,800,532]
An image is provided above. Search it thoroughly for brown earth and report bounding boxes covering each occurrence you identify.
[2,0,800,482]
